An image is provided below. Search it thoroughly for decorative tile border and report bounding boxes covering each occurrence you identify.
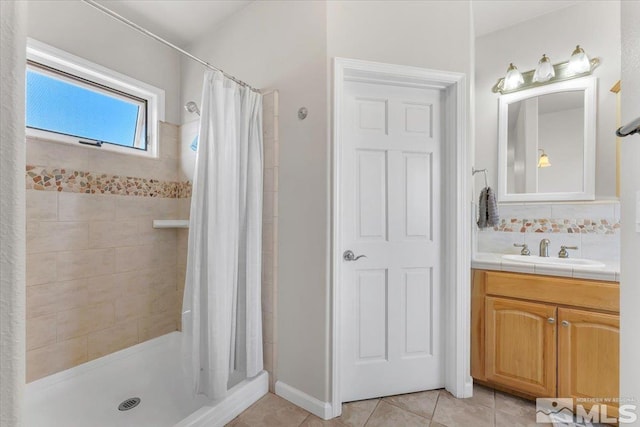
[489,218,620,234]
[26,165,191,198]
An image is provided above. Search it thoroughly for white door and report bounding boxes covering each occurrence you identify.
[340,80,443,402]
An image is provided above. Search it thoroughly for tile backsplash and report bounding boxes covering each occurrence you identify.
[476,201,621,262]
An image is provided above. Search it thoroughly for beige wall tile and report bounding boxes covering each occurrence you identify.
[27,280,87,318]
[263,310,274,344]
[264,167,275,192]
[26,190,57,221]
[87,274,120,305]
[263,342,273,373]
[27,337,87,382]
[26,313,57,351]
[27,137,90,171]
[115,196,178,220]
[115,242,175,273]
[58,193,115,221]
[26,252,57,286]
[159,121,179,161]
[56,248,115,281]
[87,320,138,361]
[151,289,180,315]
[176,264,186,294]
[56,303,115,341]
[114,293,152,321]
[89,220,139,249]
[178,198,191,219]
[137,216,178,246]
[138,312,177,342]
[27,222,89,254]
[112,270,151,296]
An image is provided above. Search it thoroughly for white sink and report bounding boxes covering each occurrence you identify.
[502,254,605,268]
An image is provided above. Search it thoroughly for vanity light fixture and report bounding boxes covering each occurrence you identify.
[503,63,524,91]
[538,149,551,168]
[533,54,555,83]
[492,45,600,94]
[568,45,591,74]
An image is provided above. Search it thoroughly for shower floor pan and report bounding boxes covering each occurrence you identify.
[25,332,268,427]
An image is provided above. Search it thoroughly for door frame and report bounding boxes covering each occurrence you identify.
[331,57,472,417]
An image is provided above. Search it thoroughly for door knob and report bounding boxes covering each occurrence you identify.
[561,320,570,327]
[548,317,555,324]
[343,250,367,261]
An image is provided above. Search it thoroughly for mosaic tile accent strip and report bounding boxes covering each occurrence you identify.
[490,218,620,234]
[26,165,191,198]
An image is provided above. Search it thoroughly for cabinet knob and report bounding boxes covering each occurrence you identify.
[561,320,570,327]
[548,317,555,324]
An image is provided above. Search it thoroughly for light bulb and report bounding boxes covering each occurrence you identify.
[533,54,555,83]
[503,63,524,91]
[538,150,551,168]
[568,45,591,74]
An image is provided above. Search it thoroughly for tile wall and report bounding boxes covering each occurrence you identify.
[25,122,186,382]
[476,201,621,262]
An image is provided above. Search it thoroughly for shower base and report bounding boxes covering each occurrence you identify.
[25,332,268,427]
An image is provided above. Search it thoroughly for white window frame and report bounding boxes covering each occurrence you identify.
[26,38,165,159]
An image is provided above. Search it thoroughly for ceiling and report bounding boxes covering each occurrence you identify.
[94,0,251,47]
[92,1,581,47]
[473,0,580,37]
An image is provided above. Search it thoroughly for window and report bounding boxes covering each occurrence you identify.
[26,39,165,158]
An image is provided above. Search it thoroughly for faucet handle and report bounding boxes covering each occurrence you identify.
[513,243,531,256]
[558,245,579,259]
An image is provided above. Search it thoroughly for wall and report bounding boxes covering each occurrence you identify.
[181,0,329,402]
[327,0,472,74]
[26,0,182,124]
[620,0,640,420]
[0,1,27,425]
[475,1,621,198]
[24,124,187,382]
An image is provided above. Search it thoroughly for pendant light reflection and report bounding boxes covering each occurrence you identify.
[569,45,591,74]
[538,149,551,168]
[533,54,555,83]
[504,63,524,91]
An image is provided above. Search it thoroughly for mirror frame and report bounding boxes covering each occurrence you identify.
[498,76,597,202]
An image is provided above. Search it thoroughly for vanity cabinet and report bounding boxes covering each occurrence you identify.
[485,297,557,397]
[472,270,619,412]
[558,308,620,415]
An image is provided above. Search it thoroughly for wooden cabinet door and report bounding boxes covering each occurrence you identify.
[485,297,557,396]
[558,308,619,417]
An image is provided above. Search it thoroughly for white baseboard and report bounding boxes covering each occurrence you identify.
[275,381,333,420]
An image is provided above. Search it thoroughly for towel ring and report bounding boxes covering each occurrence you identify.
[472,168,488,188]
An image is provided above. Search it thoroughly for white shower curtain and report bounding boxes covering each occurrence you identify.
[182,70,263,399]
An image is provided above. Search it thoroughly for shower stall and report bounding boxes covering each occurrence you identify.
[21,2,280,425]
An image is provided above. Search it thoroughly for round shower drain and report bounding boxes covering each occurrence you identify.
[118,397,141,411]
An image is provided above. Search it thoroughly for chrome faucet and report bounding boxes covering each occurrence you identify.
[539,239,551,257]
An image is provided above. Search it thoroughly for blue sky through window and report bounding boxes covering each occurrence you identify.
[26,69,143,148]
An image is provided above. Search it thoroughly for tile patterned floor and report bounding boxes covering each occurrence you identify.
[226,385,544,427]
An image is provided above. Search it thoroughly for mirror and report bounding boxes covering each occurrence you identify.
[498,76,596,202]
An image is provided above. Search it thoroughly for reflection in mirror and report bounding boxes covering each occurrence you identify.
[506,91,584,194]
[498,76,596,202]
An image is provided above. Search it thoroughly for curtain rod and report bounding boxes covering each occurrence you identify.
[81,0,259,93]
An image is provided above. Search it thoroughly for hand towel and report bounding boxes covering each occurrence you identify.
[477,187,499,229]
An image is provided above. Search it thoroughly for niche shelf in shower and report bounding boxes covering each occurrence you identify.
[152,220,189,229]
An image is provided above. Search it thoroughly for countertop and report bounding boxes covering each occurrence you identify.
[472,252,620,282]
